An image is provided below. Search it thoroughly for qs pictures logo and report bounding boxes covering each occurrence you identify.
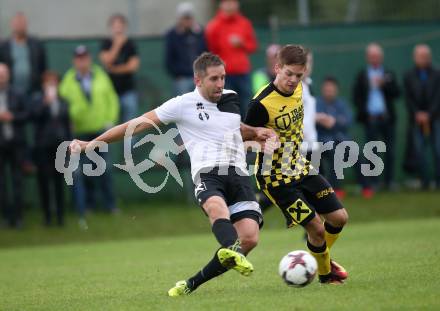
[274,106,303,130]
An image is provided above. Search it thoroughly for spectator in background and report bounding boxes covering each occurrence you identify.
[100,13,139,123]
[0,12,46,98]
[404,44,440,189]
[0,63,28,229]
[251,44,280,94]
[0,12,47,173]
[316,77,353,199]
[353,43,400,195]
[301,50,319,161]
[32,71,71,226]
[206,0,257,118]
[165,2,207,96]
[60,45,119,228]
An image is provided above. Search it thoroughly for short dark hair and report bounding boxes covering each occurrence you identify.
[278,44,307,66]
[108,13,127,26]
[323,76,339,86]
[42,70,60,83]
[193,52,225,77]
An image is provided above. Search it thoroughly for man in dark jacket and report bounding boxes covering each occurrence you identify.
[404,44,440,189]
[0,63,29,228]
[32,71,71,226]
[0,12,47,173]
[353,43,400,193]
[0,12,46,97]
[165,2,206,96]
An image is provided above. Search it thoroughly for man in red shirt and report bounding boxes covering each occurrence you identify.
[206,0,258,118]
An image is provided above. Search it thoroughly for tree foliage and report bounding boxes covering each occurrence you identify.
[239,0,440,25]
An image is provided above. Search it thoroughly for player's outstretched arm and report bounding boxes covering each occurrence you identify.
[70,110,162,153]
[240,123,280,153]
[240,123,275,141]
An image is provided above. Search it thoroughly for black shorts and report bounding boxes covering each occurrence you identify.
[194,166,263,227]
[261,174,343,228]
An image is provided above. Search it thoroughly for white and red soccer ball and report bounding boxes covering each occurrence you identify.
[279,250,317,287]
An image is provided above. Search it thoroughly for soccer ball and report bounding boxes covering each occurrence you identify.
[279,250,317,287]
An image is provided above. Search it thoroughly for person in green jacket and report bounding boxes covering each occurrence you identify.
[59,45,119,228]
[251,44,280,94]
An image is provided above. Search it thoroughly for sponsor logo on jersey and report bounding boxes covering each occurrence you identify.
[274,106,304,130]
[194,182,207,197]
[196,102,210,121]
[316,187,334,199]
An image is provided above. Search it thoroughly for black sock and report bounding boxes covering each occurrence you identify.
[324,221,343,234]
[186,219,242,291]
[187,250,228,290]
[211,218,242,253]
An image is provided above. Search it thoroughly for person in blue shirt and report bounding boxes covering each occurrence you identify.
[316,76,353,198]
[353,43,400,195]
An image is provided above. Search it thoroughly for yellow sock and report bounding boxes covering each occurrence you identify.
[325,231,339,249]
[307,241,330,275]
[324,222,343,249]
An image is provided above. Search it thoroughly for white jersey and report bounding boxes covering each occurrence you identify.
[155,88,248,182]
[301,79,319,153]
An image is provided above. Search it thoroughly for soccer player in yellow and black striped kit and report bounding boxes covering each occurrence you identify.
[245,45,349,284]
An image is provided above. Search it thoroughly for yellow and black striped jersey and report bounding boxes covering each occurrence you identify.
[245,82,312,188]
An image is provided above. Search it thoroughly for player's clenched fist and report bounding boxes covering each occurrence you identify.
[69,139,89,154]
[254,127,280,153]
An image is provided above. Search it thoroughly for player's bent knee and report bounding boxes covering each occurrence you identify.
[332,209,349,227]
[324,208,349,228]
[204,195,224,208]
[340,210,349,226]
[203,196,229,222]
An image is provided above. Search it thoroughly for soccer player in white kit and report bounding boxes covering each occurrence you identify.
[70,52,278,296]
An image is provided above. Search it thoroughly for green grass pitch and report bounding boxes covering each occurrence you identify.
[1,217,439,311]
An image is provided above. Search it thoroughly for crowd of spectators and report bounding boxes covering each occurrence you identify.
[1,0,439,229]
